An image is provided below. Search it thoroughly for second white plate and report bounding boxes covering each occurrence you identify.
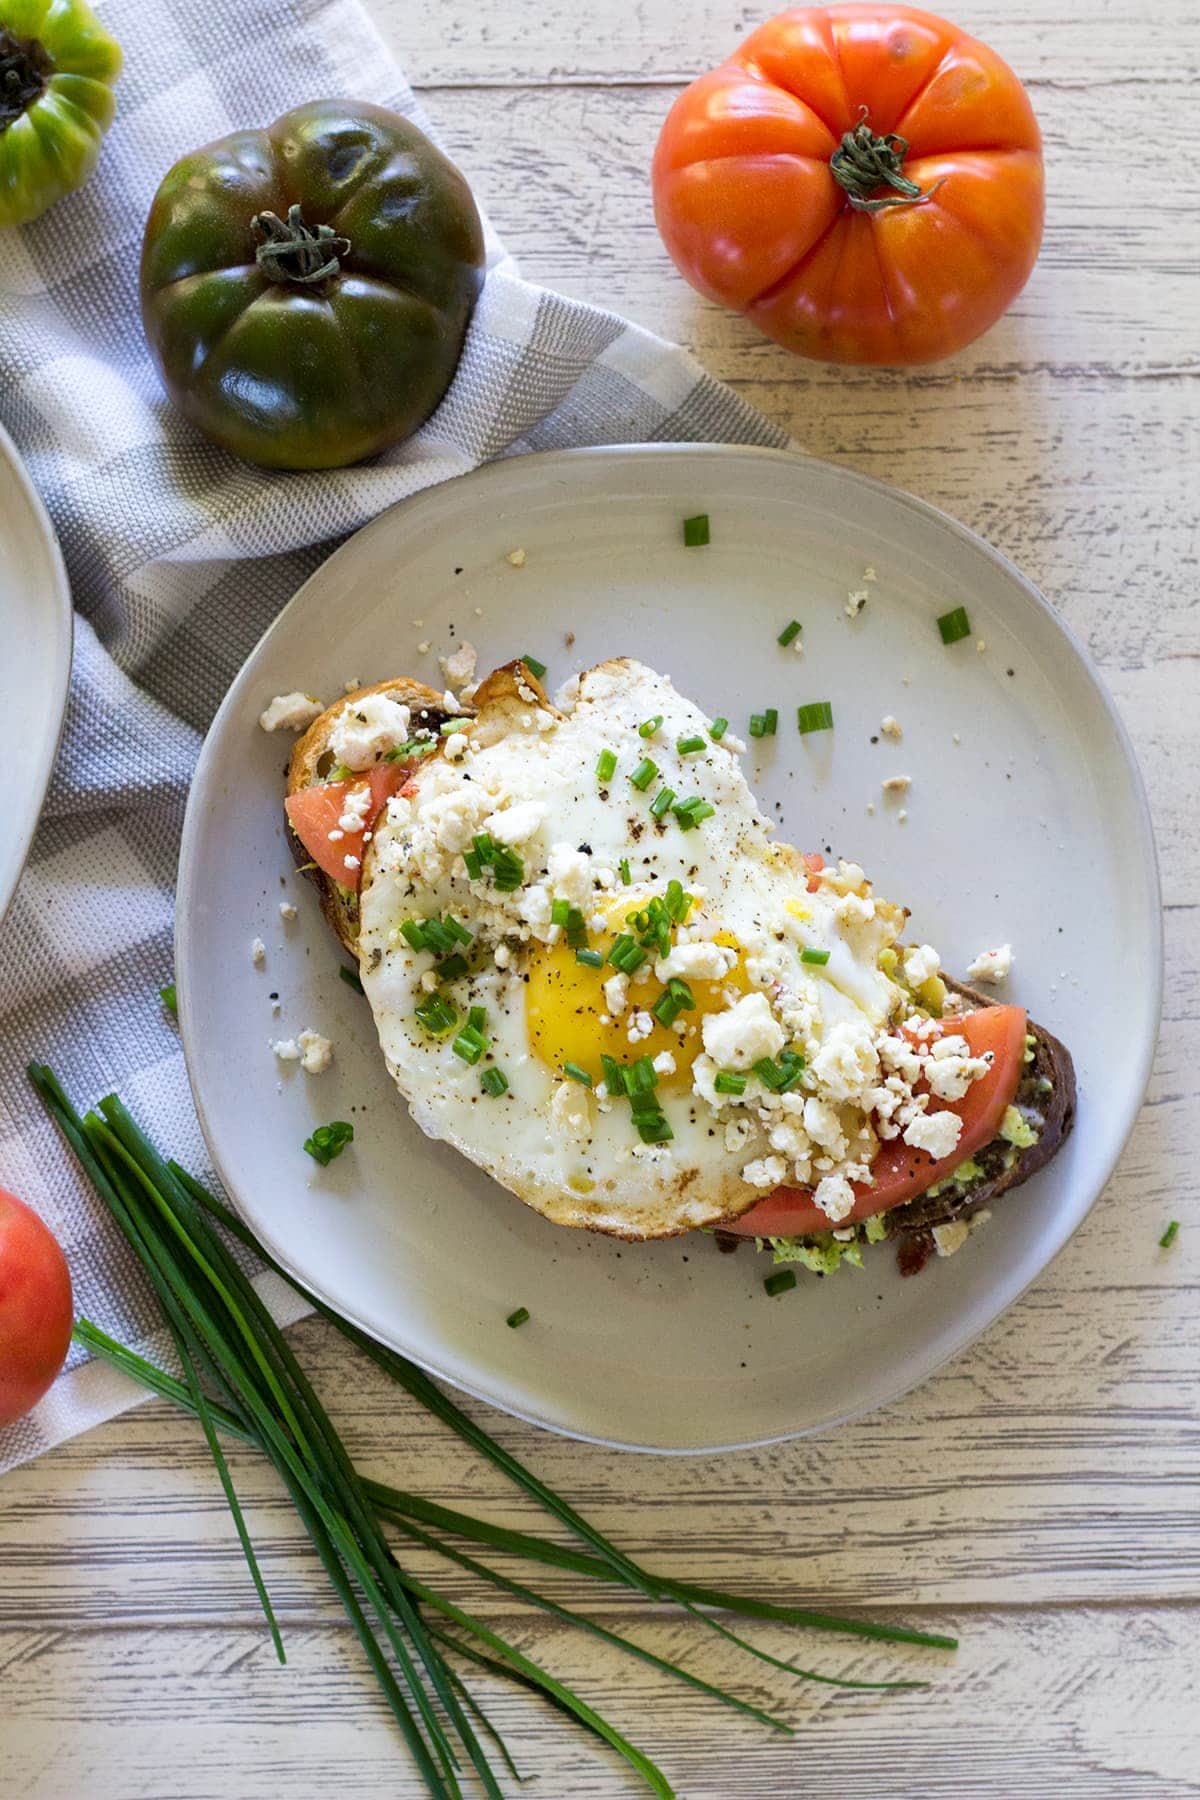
[176,446,1160,1453]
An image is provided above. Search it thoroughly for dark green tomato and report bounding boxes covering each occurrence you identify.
[140,100,485,471]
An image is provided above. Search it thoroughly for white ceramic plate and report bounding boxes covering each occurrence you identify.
[176,446,1160,1454]
[0,422,72,927]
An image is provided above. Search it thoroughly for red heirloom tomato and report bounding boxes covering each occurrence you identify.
[652,4,1044,365]
[0,1187,73,1428]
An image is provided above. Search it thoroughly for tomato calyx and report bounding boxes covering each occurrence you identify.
[829,110,944,214]
[253,204,352,288]
[0,32,51,129]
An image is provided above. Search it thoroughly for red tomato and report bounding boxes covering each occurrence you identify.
[652,4,1044,365]
[285,761,415,891]
[0,1187,73,1428]
[724,1005,1027,1238]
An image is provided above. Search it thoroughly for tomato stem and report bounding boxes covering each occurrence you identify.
[0,30,50,131]
[830,111,942,214]
[251,203,351,287]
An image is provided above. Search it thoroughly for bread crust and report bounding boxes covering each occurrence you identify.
[285,677,467,955]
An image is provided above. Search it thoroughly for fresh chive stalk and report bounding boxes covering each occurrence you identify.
[303,1121,354,1166]
[797,702,834,735]
[506,1307,531,1329]
[777,620,802,647]
[28,1066,956,1800]
[521,654,547,680]
[1159,1220,1180,1249]
[682,514,710,547]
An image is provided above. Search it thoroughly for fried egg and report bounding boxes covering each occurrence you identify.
[357,658,912,1239]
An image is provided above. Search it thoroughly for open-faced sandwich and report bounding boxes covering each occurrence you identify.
[273,658,1075,1276]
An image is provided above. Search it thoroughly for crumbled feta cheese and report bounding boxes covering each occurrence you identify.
[701,992,785,1070]
[925,1048,989,1101]
[444,731,469,762]
[338,785,373,834]
[271,1039,300,1062]
[903,1107,962,1159]
[417,640,431,655]
[654,940,736,984]
[724,1115,755,1153]
[803,1096,847,1159]
[440,641,477,688]
[652,1050,677,1076]
[880,715,903,739]
[967,943,1013,983]
[298,1029,334,1075]
[846,589,869,617]
[251,937,266,966]
[506,547,526,567]
[546,843,592,905]
[549,1079,591,1142]
[327,828,344,842]
[627,1010,654,1044]
[329,692,412,770]
[897,808,908,823]
[603,973,629,1017]
[882,774,912,793]
[259,692,323,733]
[903,943,940,989]
[742,1154,787,1189]
[485,799,546,847]
[343,854,360,872]
[279,902,297,920]
[810,1017,880,1106]
[813,1172,855,1223]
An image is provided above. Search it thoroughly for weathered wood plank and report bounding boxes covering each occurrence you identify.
[2,1608,1198,1798]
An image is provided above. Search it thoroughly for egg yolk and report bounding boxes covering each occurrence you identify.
[525,898,748,1091]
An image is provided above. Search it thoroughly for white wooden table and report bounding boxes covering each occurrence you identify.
[3,2,1197,1794]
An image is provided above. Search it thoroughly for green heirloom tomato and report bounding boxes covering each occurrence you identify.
[0,0,121,228]
[140,100,486,471]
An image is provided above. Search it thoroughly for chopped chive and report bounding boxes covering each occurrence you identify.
[763,708,778,737]
[754,1052,806,1094]
[763,1269,797,1298]
[415,994,458,1037]
[682,513,710,548]
[709,717,729,741]
[473,832,494,859]
[575,947,604,967]
[673,798,715,829]
[521,654,547,680]
[400,919,428,951]
[468,1005,487,1033]
[505,1306,530,1329]
[159,983,177,1014]
[445,916,473,944]
[551,898,570,927]
[339,965,365,996]
[937,606,971,646]
[618,858,632,886]
[452,1026,489,1065]
[600,1053,627,1095]
[665,880,690,922]
[801,947,831,966]
[564,907,588,950]
[713,1070,747,1096]
[635,1113,673,1144]
[649,786,676,819]
[435,953,468,982]
[303,1120,354,1166]
[638,715,663,740]
[1159,1220,1181,1249]
[749,714,766,739]
[463,849,483,880]
[629,758,657,791]
[777,619,802,647]
[607,934,646,974]
[629,1057,657,1093]
[563,1062,593,1087]
[439,718,472,735]
[797,701,834,734]
[677,735,706,756]
[596,748,617,782]
[481,1067,509,1097]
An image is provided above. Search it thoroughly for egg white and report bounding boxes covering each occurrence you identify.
[357,658,909,1238]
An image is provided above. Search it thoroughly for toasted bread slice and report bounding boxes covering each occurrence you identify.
[286,678,467,955]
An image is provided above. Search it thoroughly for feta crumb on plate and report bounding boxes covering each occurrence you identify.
[880,714,903,739]
[967,943,1013,983]
[881,774,911,793]
[259,692,323,733]
[251,937,266,966]
[298,1028,334,1074]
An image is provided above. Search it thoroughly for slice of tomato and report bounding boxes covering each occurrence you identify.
[285,761,415,892]
[723,1005,1028,1239]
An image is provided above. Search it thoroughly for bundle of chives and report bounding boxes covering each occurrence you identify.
[29,1065,955,1799]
